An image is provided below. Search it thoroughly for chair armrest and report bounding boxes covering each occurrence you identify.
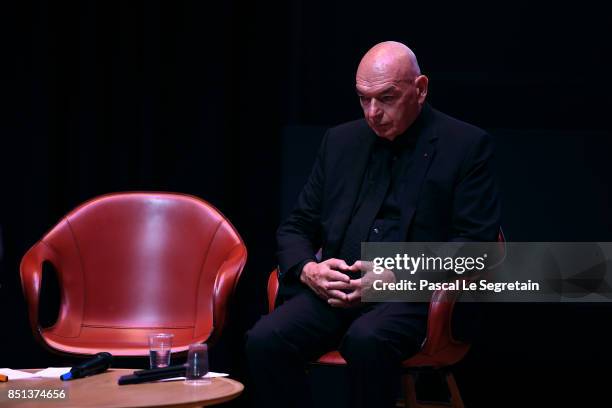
[420,285,465,355]
[267,268,280,313]
[19,242,55,338]
[209,244,247,345]
[422,229,506,354]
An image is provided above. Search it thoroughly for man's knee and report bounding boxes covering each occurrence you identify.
[246,317,278,358]
[339,319,421,365]
[245,313,299,364]
[339,319,390,364]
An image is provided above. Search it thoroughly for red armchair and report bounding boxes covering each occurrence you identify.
[267,230,505,408]
[20,192,247,356]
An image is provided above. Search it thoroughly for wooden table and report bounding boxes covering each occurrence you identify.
[0,369,244,407]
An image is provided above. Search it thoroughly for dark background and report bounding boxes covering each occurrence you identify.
[1,1,611,406]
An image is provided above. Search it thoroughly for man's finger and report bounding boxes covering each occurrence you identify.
[326,258,351,272]
[349,260,363,271]
[325,270,351,283]
[349,260,373,272]
[326,289,348,301]
[346,279,362,293]
[326,281,352,291]
[346,288,361,303]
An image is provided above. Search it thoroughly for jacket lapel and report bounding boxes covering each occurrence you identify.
[327,129,376,256]
[399,104,438,238]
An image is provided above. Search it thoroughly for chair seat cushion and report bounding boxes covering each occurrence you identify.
[314,343,471,369]
[42,326,210,356]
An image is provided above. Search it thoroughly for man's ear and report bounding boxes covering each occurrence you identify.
[415,75,429,104]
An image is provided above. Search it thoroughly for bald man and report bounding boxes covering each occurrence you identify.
[246,42,501,408]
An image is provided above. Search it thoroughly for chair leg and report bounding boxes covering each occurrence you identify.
[445,372,465,408]
[403,372,419,408]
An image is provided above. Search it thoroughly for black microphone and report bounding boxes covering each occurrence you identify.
[60,352,113,381]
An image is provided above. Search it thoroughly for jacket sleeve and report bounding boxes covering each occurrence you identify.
[449,132,501,242]
[276,132,328,280]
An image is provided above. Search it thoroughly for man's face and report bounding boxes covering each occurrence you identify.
[356,75,421,140]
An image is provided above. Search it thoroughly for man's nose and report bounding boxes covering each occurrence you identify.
[366,100,383,122]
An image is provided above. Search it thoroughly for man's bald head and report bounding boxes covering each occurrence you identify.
[357,41,421,83]
[355,41,428,140]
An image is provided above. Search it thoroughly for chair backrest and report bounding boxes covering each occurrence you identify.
[20,192,247,356]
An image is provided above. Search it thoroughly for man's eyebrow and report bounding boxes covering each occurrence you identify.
[378,86,398,95]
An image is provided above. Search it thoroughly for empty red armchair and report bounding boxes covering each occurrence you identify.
[20,192,247,356]
[267,230,505,408]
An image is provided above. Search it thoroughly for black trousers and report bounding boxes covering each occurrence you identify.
[245,289,428,408]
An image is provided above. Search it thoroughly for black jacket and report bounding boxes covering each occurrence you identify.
[277,104,501,289]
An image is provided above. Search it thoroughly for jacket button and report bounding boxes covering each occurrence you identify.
[373,227,380,234]
[423,153,429,158]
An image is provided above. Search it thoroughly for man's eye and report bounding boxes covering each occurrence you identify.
[381,95,395,103]
[359,96,370,104]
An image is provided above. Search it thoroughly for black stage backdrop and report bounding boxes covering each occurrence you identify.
[1,1,611,407]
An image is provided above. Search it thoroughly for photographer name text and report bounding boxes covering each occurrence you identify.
[372,279,540,293]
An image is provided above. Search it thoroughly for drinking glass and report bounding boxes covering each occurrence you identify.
[185,343,210,385]
[148,333,174,369]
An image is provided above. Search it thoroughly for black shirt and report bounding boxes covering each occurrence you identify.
[363,126,418,243]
